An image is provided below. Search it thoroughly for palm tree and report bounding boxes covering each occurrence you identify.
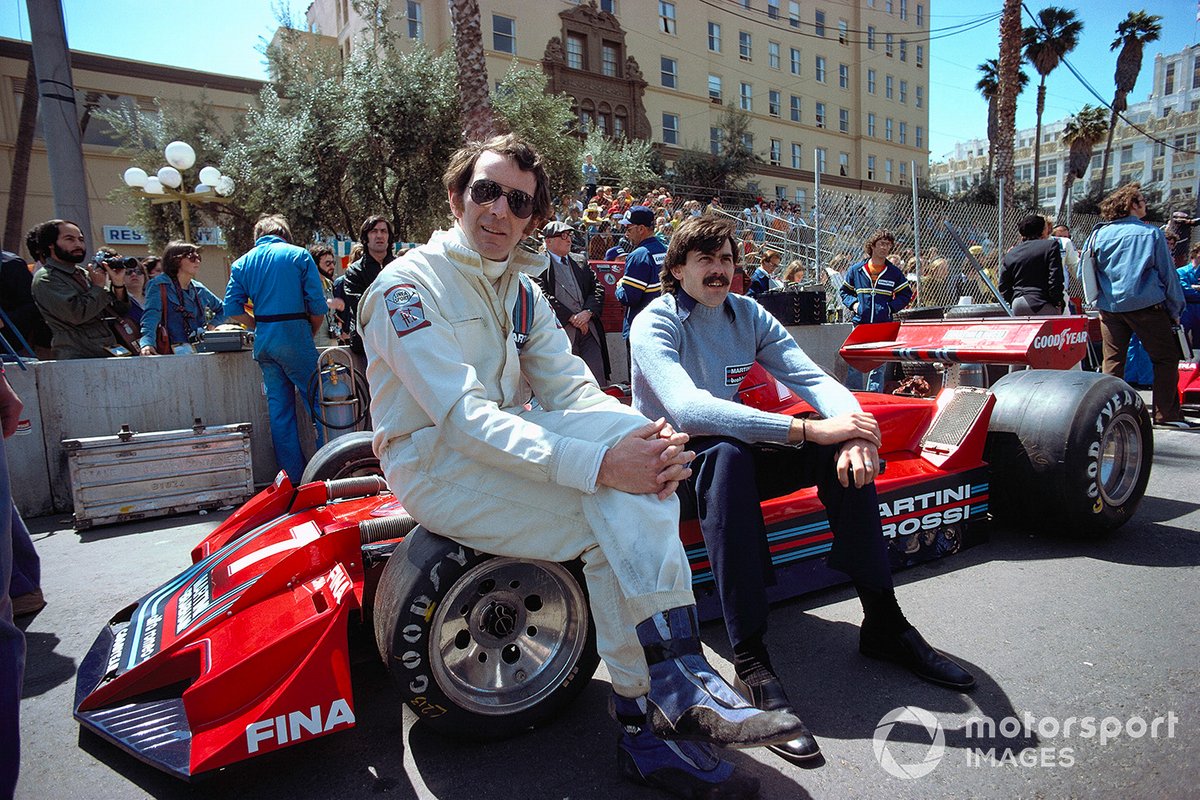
[977,58,1029,182]
[995,0,1023,212]
[1098,11,1162,192]
[449,0,496,141]
[3,58,38,253]
[1057,105,1108,220]
[1023,7,1083,199]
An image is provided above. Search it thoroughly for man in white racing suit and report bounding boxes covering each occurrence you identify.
[358,134,804,799]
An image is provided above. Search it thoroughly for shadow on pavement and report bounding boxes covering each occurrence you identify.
[19,631,76,699]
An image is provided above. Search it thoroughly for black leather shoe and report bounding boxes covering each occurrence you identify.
[733,675,822,763]
[860,626,975,690]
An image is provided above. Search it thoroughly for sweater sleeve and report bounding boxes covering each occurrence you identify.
[750,305,861,420]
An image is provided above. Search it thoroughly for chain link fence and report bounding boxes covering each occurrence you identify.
[576,178,1103,321]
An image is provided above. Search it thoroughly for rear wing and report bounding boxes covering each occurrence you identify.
[840,317,1089,371]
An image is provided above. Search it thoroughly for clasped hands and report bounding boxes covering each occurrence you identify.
[790,410,882,489]
[598,418,693,501]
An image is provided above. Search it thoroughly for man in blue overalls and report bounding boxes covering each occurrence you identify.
[224,215,329,482]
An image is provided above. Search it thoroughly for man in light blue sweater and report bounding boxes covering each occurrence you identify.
[631,216,975,766]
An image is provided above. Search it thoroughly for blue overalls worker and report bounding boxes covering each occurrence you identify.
[223,215,328,482]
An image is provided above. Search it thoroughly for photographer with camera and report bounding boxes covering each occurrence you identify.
[30,220,131,359]
[138,242,225,355]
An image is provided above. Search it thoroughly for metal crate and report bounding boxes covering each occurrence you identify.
[63,420,254,530]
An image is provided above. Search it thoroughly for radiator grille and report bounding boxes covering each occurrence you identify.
[921,388,990,450]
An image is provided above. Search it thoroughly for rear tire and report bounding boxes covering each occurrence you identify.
[374,527,600,739]
[944,303,1007,319]
[300,432,381,483]
[985,370,1152,536]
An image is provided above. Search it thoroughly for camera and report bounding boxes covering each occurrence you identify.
[91,253,139,271]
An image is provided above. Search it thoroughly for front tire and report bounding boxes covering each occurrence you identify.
[301,431,381,483]
[985,370,1152,536]
[374,527,600,739]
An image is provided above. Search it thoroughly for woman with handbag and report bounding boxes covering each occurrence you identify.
[137,242,226,355]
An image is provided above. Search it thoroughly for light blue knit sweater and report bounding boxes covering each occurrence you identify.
[630,291,860,444]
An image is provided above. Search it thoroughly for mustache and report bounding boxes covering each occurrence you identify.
[703,273,730,286]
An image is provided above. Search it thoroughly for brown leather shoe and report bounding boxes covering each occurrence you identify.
[12,589,46,617]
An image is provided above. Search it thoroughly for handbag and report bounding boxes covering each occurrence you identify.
[156,283,173,354]
[106,314,141,354]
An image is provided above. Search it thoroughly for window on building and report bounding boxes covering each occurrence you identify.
[776,185,787,200]
[740,82,753,111]
[739,31,752,61]
[663,113,679,145]
[815,10,826,37]
[767,0,780,19]
[710,126,722,155]
[900,0,908,20]
[770,138,781,165]
[839,108,850,133]
[790,95,801,122]
[899,80,907,103]
[899,121,907,144]
[792,143,802,169]
[790,47,801,75]
[815,102,826,128]
[868,69,876,94]
[602,42,621,77]
[659,1,676,34]
[867,26,875,50]
[868,112,876,136]
[789,1,800,28]
[742,132,754,150]
[769,89,781,117]
[900,161,908,183]
[839,152,849,176]
[839,63,849,89]
[566,33,585,70]
[886,75,894,99]
[1037,160,1058,177]
[660,57,676,87]
[917,3,924,26]
[915,85,924,108]
[709,74,723,102]
[493,15,515,53]
[795,187,807,206]
[816,148,827,173]
[816,56,826,82]
[915,125,923,148]
[886,34,894,57]
[1193,57,1200,89]
[838,19,848,44]
[900,39,907,62]
[708,21,721,52]
[886,0,893,11]
[916,45,923,67]
[769,41,781,69]
[406,1,423,39]
[1165,64,1176,95]
[868,155,876,179]
[885,117,893,141]
[885,159,893,182]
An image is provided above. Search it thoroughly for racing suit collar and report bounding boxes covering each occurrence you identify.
[675,290,737,322]
[438,225,547,279]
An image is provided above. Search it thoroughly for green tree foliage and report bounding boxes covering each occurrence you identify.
[491,63,580,201]
[581,127,658,197]
[669,108,762,199]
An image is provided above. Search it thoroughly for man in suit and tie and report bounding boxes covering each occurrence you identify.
[537,220,610,383]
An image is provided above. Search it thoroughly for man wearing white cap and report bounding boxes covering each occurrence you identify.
[538,220,610,382]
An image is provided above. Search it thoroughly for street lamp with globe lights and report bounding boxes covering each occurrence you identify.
[122,140,235,243]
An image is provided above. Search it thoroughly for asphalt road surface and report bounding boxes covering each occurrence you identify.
[13,429,1200,800]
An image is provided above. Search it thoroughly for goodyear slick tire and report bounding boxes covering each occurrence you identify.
[985,370,1152,536]
[300,431,381,483]
[373,527,600,739]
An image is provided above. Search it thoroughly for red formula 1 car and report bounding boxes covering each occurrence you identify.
[74,316,1154,780]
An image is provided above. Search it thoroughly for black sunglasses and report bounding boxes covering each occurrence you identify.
[469,179,534,219]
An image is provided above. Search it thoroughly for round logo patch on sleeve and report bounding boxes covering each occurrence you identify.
[384,283,431,338]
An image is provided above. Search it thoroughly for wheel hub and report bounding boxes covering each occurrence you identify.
[478,598,520,640]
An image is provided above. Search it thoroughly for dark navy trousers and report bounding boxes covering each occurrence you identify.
[678,436,894,649]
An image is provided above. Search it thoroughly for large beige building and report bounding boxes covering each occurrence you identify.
[0,37,262,289]
[305,0,931,203]
[931,43,1200,214]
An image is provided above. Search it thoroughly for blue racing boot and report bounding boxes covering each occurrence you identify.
[637,606,808,749]
[613,694,760,800]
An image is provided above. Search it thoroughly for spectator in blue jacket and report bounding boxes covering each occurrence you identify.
[614,206,665,338]
[138,241,225,355]
[747,248,779,298]
[1179,242,1200,348]
[839,230,913,391]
